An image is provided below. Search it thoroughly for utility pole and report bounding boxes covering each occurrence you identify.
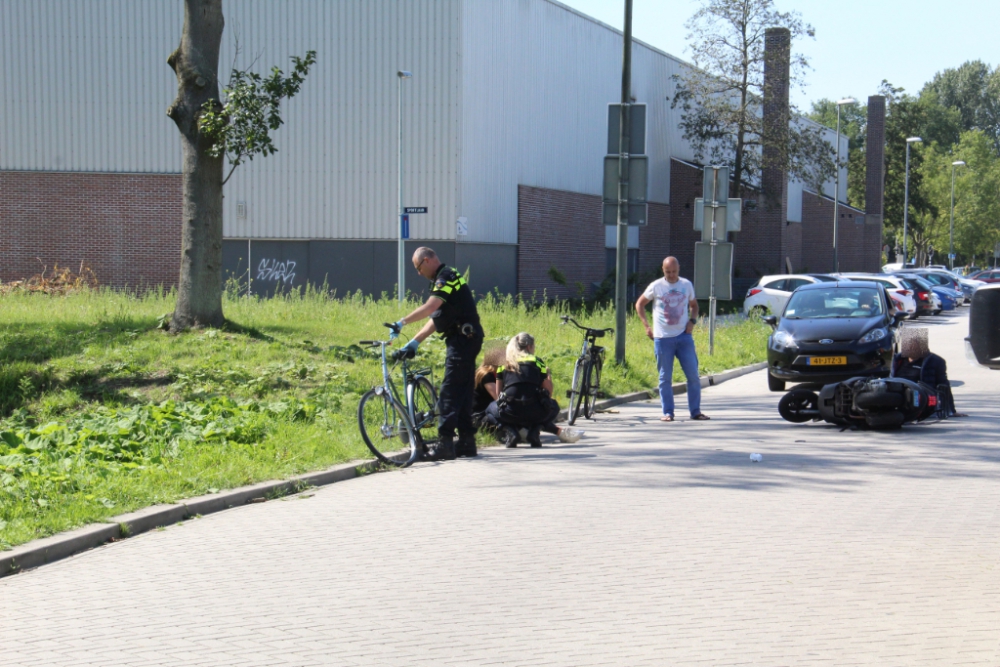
[614,0,633,365]
[397,70,412,303]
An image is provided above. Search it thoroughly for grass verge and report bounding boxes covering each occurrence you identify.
[0,286,768,549]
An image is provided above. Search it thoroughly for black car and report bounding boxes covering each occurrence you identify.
[764,281,907,391]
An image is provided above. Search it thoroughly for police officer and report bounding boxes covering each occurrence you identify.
[492,332,561,448]
[392,247,483,460]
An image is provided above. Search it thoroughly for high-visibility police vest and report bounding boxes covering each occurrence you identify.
[429,265,481,337]
[497,355,548,398]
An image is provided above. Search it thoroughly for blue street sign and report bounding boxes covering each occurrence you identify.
[401,214,410,239]
[949,253,956,259]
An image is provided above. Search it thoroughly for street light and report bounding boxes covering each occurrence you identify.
[832,97,855,273]
[397,70,413,303]
[949,160,966,270]
[902,137,922,267]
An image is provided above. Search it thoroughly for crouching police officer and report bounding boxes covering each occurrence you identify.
[392,247,483,460]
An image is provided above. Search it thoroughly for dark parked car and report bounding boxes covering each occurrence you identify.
[891,274,938,317]
[764,281,907,391]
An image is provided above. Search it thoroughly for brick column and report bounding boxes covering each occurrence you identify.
[864,95,887,271]
[761,27,790,274]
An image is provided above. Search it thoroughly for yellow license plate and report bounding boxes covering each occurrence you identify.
[808,356,847,366]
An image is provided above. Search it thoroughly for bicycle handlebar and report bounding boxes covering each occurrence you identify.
[560,316,614,336]
[391,348,417,361]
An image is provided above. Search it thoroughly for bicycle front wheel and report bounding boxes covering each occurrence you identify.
[358,389,420,467]
[569,360,589,425]
[408,376,439,442]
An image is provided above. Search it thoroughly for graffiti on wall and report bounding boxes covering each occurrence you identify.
[256,259,297,284]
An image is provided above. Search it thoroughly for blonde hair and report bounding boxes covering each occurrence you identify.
[505,332,535,373]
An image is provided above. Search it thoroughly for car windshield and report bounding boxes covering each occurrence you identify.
[910,276,934,290]
[783,288,883,319]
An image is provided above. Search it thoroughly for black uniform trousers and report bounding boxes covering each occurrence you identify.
[438,332,483,441]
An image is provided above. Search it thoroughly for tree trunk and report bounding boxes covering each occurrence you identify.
[167,0,225,331]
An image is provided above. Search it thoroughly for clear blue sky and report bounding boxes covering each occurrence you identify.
[559,0,999,111]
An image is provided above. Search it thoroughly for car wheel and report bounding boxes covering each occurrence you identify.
[767,373,785,392]
[933,309,942,316]
[778,390,818,423]
[748,306,769,319]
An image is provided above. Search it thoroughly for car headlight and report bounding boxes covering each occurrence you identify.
[770,330,796,350]
[859,328,888,344]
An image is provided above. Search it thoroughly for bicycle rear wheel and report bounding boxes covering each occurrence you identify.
[569,359,589,425]
[358,389,419,467]
[582,357,603,419]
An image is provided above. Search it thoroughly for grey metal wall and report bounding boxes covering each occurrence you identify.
[2,0,464,243]
[223,239,516,299]
[221,0,463,242]
[458,0,699,245]
[2,0,848,247]
[0,0,181,172]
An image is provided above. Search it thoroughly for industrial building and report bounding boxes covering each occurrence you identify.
[0,0,884,299]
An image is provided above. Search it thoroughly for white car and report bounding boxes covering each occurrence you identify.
[838,273,917,318]
[743,274,837,316]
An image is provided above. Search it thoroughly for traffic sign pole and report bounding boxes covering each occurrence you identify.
[614,0,633,366]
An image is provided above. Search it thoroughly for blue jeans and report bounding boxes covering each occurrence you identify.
[654,333,701,417]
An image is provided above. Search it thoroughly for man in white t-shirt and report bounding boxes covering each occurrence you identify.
[635,256,710,422]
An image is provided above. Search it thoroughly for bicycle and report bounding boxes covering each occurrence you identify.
[357,323,438,467]
[562,316,613,425]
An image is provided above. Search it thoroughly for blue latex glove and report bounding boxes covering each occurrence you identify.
[389,320,405,341]
[401,338,420,354]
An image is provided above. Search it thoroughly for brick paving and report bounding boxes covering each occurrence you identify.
[2,312,998,665]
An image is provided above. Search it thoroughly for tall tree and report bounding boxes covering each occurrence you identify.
[879,80,962,254]
[920,130,1000,266]
[671,0,834,197]
[921,60,1000,154]
[166,2,315,331]
[167,0,226,330]
[808,98,867,208]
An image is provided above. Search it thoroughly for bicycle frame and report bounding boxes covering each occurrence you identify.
[368,341,435,431]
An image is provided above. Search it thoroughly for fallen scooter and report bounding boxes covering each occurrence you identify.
[778,376,943,429]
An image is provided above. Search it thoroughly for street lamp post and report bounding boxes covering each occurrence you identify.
[397,70,413,303]
[832,98,855,273]
[949,160,966,270]
[902,137,922,267]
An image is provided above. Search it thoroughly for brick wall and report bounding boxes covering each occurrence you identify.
[0,171,181,289]
[517,185,606,299]
[800,191,872,273]
[637,201,670,277]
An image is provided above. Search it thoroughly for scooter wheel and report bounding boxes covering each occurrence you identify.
[778,390,819,423]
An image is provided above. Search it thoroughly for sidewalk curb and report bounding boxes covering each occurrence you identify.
[1,360,767,579]
[558,360,767,421]
[0,459,382,579]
